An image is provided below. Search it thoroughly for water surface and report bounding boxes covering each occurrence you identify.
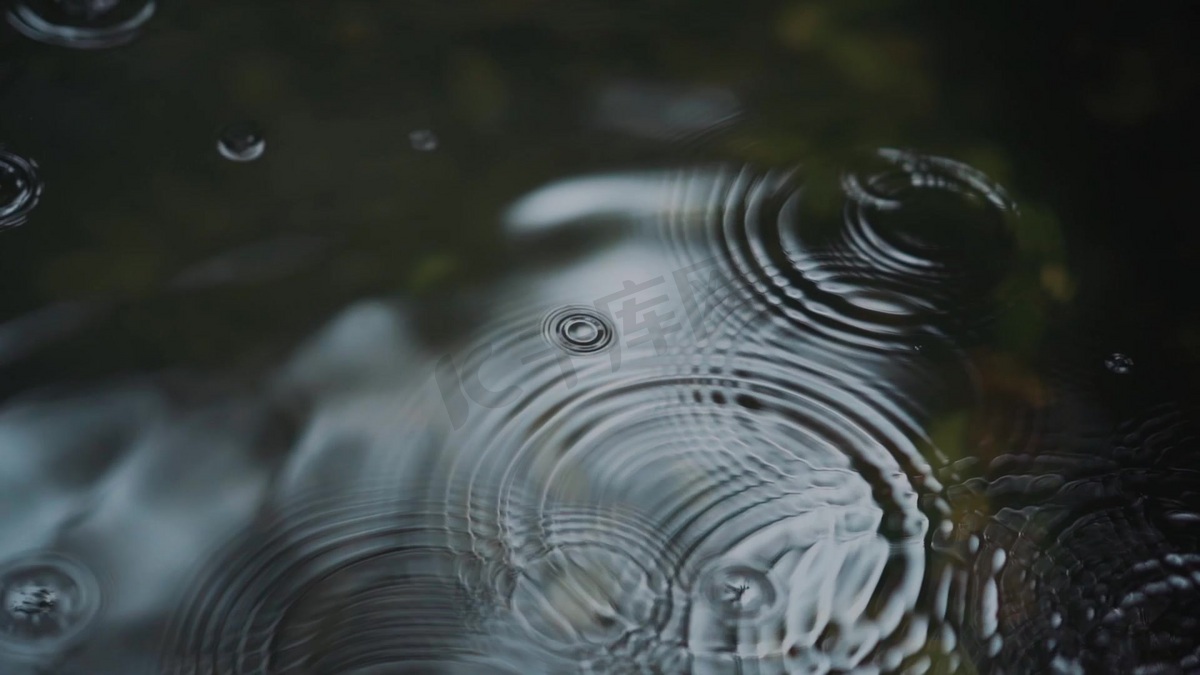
[2,1,1200,673]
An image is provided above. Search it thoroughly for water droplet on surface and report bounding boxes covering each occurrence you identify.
[0,149,42,230]
[0,553,100,654]
[216,122,266,162]
[1105,352,1134,375]
[542,306,614,355]
[409,129,438,151]
[6,0,155,49]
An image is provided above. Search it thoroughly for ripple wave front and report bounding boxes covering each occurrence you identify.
[661,149,1019,358]
[160,489,542,675]
[425,309,952,671]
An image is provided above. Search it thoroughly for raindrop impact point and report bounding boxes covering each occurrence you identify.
[543,306,615,356]
[0,552,101,656]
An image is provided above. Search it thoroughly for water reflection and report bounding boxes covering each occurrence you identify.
[592,80,741,142]
[216,122,266,163]
[162,490,532,673]
[409,129,439,152]
[0,149,1197,673]
[221,152,980,671]
[167,236,326,291]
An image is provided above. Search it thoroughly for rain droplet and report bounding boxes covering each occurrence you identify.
[0,553,100,655]
[409,129,438,152]
[700,564,777,622]
[1105,352,1134,375]
[542,306,614,355]
[6,0,156,49]
[217,122,266,162]
[0,149,42,230]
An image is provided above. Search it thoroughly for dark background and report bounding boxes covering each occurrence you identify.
[1,0,1198,398]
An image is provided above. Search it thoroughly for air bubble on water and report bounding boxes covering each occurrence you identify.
[409,129,438,152]
[542,306,614,355]
[0,553,100,654]
[1105,353,1134,375]
[6,0,156,49]
[217,122,266,162]
[0,149,42,230]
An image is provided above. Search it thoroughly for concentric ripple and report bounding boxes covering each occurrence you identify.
[936,403,1200,672]
[697,563,779,623]
[413,301,951,672]
[470,502,684,671]
[542,306,615,356]
[282,154,1033,671]
[662,149,1019,357]
[0,552,101,656]
[6,0,156,49]
[161,489,538,675]
[0,148,42,230]
[952,501,1200,673]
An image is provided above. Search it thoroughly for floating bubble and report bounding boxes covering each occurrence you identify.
[409,129,438,151]
[0,552,101,655]
[0,148,42,230]
[542,306,614,355]
[5,0,156,49]
[1105,352,1134,375]
[216,122,266,162]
